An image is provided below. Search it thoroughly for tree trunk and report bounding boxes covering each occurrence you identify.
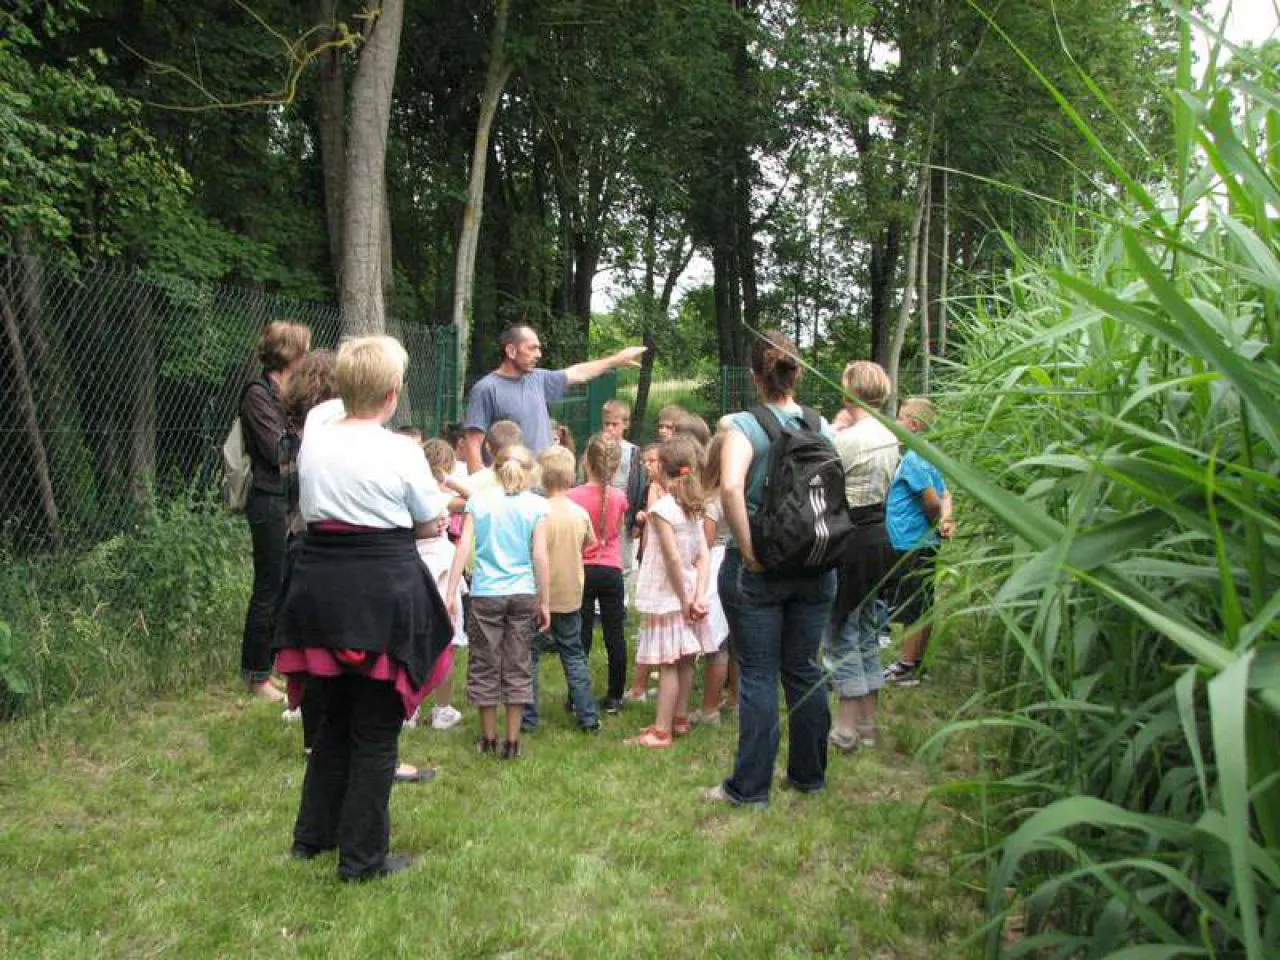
[634,211,659,437]
[713,247,733,368]
[452,0,512,386]
[868,222,900,364]
[919,168,932,397]
[938,161,950,359]
[339,0,404,335]
[310,0,346,284]
[572,236,598,348]
[886,145,932,410]
[736,173,759,334]
[1,280,61,549]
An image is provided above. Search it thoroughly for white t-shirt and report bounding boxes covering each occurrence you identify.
[299,399,447,527]
[834,415,899,508]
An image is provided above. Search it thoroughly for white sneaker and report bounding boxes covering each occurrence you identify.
[403,708,420,729]
[281,707,301,723]
[431,705,463,730]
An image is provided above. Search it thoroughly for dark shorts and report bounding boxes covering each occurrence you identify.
[888,547,938,627]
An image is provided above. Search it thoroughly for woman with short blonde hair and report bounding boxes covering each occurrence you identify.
[273,334,453,882]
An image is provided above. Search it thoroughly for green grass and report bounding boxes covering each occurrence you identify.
[0,643,984,959]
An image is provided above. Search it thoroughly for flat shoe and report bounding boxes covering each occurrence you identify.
[340,852,413,883]
[290,842,333,860]
[393,764,436,784]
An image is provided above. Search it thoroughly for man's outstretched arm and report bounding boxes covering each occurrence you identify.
[563,346,647,386]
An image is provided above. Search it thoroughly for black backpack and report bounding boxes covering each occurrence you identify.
[748,404,852,576]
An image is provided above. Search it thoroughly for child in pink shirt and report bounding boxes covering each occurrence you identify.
[568,434,630,713]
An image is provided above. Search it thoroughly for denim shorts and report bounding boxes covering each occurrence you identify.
[823,598,887,699]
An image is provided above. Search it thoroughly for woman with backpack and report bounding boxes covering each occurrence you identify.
[704,330,841,807]
[239,320,311,702]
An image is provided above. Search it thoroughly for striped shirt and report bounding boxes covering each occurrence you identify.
[834,416,899,507]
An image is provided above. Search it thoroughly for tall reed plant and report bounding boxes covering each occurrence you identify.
[897,11,1279,958]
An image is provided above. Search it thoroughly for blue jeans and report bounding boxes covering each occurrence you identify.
[823,598,888,699]
[523,611,600,730]
[719,549,835,806]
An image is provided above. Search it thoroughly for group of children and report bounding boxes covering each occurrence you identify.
[396,385,950,760]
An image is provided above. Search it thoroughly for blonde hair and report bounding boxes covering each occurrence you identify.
[701,432,725,493]
[601,399,631,423]
[898,397,937,430]
[659,435,705,518]
[336,336,408,417]
[486,420,522,456]
[538,445,576,492]
[494,444,536,495]
[842,361,892,409]
[258,321,311,373]
[582,433,622,535]
[422,437,455,480]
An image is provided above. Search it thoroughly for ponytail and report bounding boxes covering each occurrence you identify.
[494,444,536,495]
[582,433,622,538]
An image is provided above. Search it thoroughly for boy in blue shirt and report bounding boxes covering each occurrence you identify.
[884,399,954,686]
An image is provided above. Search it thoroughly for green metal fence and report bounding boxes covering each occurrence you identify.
[1,255,457,554]
[547,371,616,451]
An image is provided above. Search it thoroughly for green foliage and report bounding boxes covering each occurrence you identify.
[908,27,1280,956]
[0,492,248,720]
[0,2,191,263]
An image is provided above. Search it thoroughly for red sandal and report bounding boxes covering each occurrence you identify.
[624,726,673,748]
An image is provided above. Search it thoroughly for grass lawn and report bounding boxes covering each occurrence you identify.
[0,644,984,959]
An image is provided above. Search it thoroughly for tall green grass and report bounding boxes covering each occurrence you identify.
[903,14,1279,959]
[0,493,249,732]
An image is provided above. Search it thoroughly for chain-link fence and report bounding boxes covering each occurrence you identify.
[1,256,456,555]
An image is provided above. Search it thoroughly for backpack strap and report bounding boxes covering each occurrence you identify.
[749,404,782,444]
[752,403,819,440]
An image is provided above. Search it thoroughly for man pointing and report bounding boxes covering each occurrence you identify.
[463,324,646,473]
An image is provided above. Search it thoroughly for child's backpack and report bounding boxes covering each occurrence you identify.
[748,405,852,576]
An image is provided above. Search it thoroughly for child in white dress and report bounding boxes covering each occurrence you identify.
[625,435,709,749]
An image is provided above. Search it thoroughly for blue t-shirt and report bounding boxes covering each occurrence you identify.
[468,490,550,597]
[886,450,947,551]
[724,405,835,547]
[464,368,569,454]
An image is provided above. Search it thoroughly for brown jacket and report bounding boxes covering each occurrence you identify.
[240,377,287,494]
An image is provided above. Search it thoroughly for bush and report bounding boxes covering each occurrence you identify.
[0,492,249,725]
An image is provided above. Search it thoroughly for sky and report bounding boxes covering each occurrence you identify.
[592,1,1280,316]
[1204,0,1279,44]
[1201,0,1279,64]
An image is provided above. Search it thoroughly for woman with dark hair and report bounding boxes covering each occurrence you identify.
[704,330,836,807]
[240,320,311,701]
[281,348,338,535]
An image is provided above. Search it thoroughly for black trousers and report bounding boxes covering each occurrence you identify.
[241,489,288,680]
[580,565,627,700]
[292,673,404,880]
